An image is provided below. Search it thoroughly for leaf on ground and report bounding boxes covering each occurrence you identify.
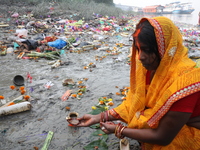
[90,129,108,141]
[83,139,108,150]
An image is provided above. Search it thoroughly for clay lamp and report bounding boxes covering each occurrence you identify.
[66,112,80,126]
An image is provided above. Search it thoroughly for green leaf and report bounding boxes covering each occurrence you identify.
[83,139,108,150]
[88,107,105,115]
[90,124,100,129]
[90,130,108,141]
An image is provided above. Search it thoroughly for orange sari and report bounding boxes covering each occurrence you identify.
[114,16,200,149]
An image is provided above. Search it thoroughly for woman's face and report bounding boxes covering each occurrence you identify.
[134,39,160,71]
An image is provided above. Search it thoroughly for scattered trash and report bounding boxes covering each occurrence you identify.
[15,29,28,38]
[48,39,67,49]
[13,75,25,86]
[61,90,72,101]
[41,131,54,150]
[0,101,31,116]
[51,59,61,68]
[44,81,54,89]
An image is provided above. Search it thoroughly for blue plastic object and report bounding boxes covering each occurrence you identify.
[48,39,67,49]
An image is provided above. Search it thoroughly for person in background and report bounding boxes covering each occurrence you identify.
[73,16,200,149]
[198,11,200,26]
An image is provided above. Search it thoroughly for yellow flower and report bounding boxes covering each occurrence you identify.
[104,106,109,110]
[92,106,96,110]
[108,98,113,101]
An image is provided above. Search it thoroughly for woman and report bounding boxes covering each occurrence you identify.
[75,17,200,149]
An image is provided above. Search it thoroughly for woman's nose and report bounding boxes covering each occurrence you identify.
[138,50,146,60]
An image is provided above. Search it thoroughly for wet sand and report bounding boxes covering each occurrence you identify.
[0,28,143,150]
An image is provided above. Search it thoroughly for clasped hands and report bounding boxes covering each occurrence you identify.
[70,114,117,134]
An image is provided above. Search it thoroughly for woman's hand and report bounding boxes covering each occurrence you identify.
[76,114,99,127]
[100,121,116,134]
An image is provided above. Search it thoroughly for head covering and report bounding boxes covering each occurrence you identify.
[114,16,200,149]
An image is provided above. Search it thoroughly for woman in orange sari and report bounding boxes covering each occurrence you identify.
[76,16,200,149]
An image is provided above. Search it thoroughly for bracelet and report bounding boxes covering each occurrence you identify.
[100,111,110,123]
[114,123,127,139]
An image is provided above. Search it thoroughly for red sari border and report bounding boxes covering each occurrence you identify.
[147,82,200,127]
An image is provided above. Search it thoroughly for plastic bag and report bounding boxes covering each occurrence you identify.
[48,39,67,49]
[16,29,28,38]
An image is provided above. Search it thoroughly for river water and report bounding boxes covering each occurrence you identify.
[143,6,200,26]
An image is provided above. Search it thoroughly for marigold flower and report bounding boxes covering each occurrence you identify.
[21,90,26,95]
[99,100,104,104]
[124,87,130,90]
[77,93,82,96]
[106,50,110,53]
[122,97,126,100]
[7,102,15,106]
[10,85,16,90]
[19,86,25,91]
[71,94,77,98]
[0,96,4,99]
[116,92,120,95]
[83,78,88,81]
[113,47,117,50]
[103,97,107,99]
[89,62,93,66]
[77,81,83,84]
[24,95,30,100]
[92,106,96,110]
[33,146,39,150]
[65,106,70,111]
[95,58,98,61]
[108,102,114,106]
[121,91,125,95]
[83,66,88,69]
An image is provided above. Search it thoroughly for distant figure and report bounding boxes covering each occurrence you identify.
[199,12,200,26]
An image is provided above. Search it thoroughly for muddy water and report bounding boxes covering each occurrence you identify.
[0,33,141,150]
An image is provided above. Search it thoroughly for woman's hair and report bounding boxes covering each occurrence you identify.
[133,20,160,61]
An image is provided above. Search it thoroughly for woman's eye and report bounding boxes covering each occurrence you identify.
[142,49,151,53]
